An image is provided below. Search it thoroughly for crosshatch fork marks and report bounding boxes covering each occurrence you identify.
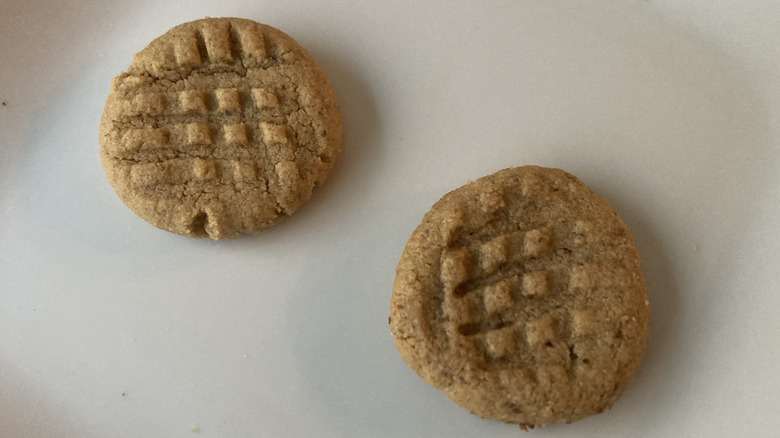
[106,85,288,166]
[439,220,620,379]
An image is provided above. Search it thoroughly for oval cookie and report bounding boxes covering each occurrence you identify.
[390,166,649,427]
[99,17,342,239]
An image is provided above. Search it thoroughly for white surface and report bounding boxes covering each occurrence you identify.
[1,0,779,436]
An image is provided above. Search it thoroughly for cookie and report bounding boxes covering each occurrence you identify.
[99,17,342,239]
[389,166,649,427]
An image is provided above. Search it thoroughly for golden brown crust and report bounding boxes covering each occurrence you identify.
[390,166,649,426]
[99,18,341,239]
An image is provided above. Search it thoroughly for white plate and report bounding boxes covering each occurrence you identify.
[1,1,778,436]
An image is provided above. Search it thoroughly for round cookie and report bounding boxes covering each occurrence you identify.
[99,17,342,239]
[390,166,649,427]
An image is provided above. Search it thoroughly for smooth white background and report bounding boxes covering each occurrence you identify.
[1,1,778,436]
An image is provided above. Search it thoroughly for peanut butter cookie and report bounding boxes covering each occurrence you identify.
[390,166,649,427]
[99,17,341,239]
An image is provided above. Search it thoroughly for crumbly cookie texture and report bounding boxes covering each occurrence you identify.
[99,17,342,239]
[390,166,649,427]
